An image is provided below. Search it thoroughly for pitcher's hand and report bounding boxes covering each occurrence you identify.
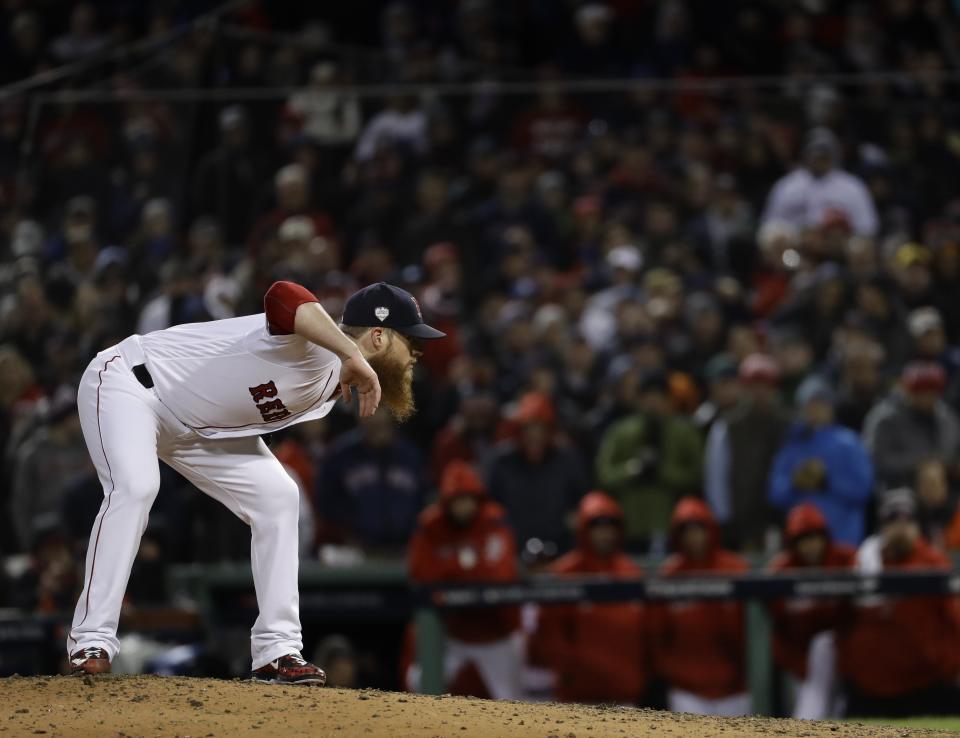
[339,352,381,417]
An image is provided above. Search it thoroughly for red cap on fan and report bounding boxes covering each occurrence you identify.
[738,353,781,384]
[902,361,947,393]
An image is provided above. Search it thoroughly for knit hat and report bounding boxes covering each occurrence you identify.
[878,487,917,523]
[795,375,836,407]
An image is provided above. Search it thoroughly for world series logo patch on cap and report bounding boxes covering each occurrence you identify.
[375,306,389,322]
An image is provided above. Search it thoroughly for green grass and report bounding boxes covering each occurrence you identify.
[846,716,960,731]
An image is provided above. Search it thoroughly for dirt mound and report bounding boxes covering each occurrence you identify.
[0,676,953,737]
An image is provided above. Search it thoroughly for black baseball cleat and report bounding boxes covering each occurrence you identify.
[251,653,326,686]
[70,647,111,675]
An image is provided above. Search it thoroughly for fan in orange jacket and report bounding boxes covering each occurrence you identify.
[407,459,523,699]
[528,490,648,704]
[839,488,960,716]
[649,496,751,716]
[767,503,855,719]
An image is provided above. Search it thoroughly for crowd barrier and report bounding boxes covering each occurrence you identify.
[163,561,960,714]
[415,568,960,713]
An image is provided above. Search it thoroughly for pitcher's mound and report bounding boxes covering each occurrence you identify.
[1,675,954,737]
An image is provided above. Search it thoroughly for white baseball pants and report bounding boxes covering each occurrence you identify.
[668,688,751,716]
[792,631,842,719]
[406,631,524,700]
[67,337,303,670]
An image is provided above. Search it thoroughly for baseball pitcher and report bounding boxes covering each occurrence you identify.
[67,280,444,684]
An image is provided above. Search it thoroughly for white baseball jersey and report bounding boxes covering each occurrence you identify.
[138,313,342,439]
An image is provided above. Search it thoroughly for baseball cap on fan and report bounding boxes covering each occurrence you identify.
[341,282,446,339]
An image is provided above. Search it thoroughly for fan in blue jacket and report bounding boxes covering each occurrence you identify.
[768,376,874,546]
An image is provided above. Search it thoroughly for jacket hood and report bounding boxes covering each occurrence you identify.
[576,490,625,552]
[668,496,719,552]
[439,459,486,504]
[514,392,557,425]
[785,503,830,542]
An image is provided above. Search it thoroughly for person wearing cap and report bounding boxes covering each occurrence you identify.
[529,491,649,706]
[485,392,588,553]
[839,488,960,716]
[407,460,522,699]
[578,245,643,352]
[693,354,740,432]
[45,195,101,270]
[596,369,703,552]
[907,306,960,406]
[705,353,789,551]
[65,279,445,685]
[892,242,936,309]
[862,361,960,490]
[286,60,362,149]
[9,389,87,552]
[192,105,267,244]
[761,126,878,237]
[648,497,751,716]
[766,504,856,719]
[311,634,360,689]
[247,164,337,280]
[768,375,874,546]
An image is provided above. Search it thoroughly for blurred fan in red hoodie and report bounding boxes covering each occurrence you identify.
[407,460,522,699]
[767,503,855,719]
[839,488,960,717]
[529,491,648,705]
[649,497,751,716]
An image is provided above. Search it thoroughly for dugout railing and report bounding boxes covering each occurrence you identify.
[415,568,960,714]
[162,561,960,715]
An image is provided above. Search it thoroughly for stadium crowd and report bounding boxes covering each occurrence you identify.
[2,0,960,718]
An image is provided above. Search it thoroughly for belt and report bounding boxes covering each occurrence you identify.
[133,363,154,389]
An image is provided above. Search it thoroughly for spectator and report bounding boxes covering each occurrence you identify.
[596,369,704,552]
[484,393,587,553]
[407,460,522,699]
[833,341,885,433]
[768,376,874,546]
[862,361,960,490]
[692,354,740,432]
[906,306,960,405]
[529,491,648,705]
[840,489,960,717]
[318,412,426,553]
[192,106,266,245]
[247,163,337,267]
[430,391,502,485]
[45,195,101,279]
[397,171,462,267]
[285,61,362,151]
[8,519,80,613]
[761,127,878,237]
[510,79,587,162]
[4,12,48,84]
[313,635,359,689]
[49,3,107,63]
[766,504,855,719]
[354,94,428,162]
[649,497,750,716]
[913,458,956,549]
[9,391,88,552]
[136,259,211,335]
[706,353,788,551]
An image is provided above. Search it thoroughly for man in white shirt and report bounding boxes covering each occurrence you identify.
[761,127,879,237]
[67,281,444,684]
